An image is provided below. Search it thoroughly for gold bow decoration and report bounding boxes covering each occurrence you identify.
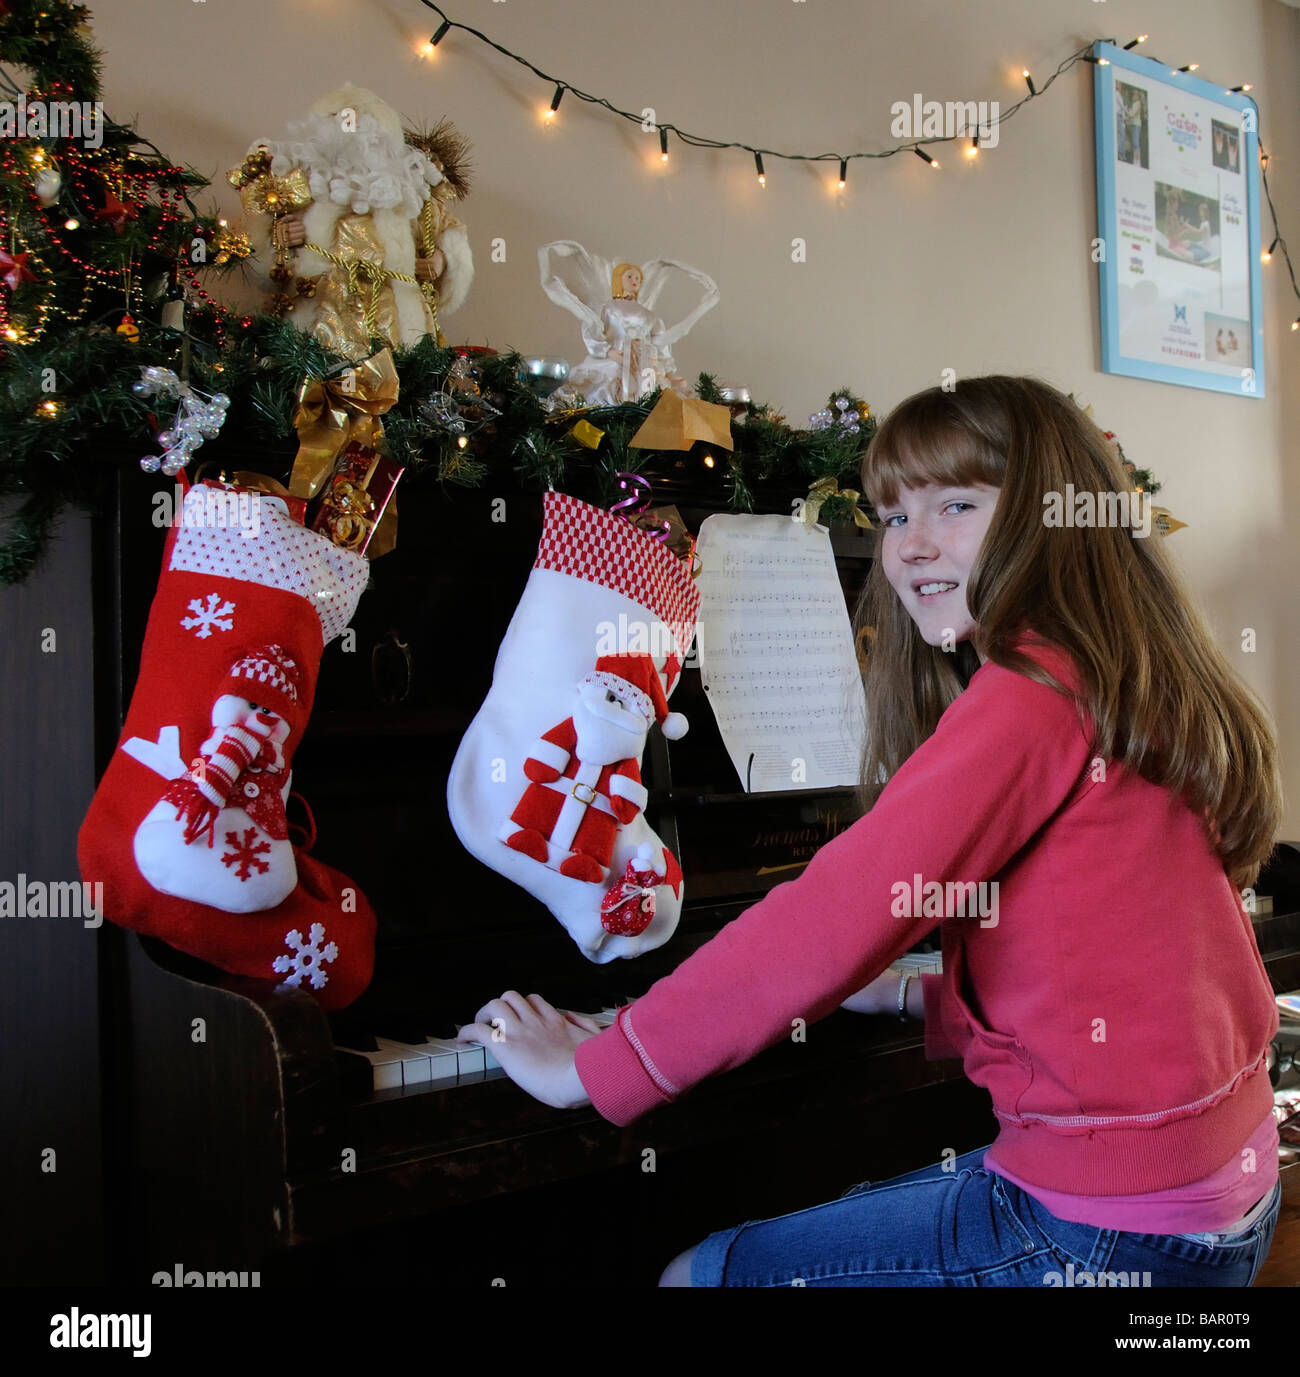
[800,476,873,530]
[291,348,399,500]
[291,348,401,558]
[238,166,312,219]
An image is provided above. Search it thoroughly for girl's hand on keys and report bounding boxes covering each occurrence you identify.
[458,991,598,1109]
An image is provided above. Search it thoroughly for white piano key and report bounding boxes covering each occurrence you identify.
[412,1039,463,1084]
[888,952,943,976]
[454,1042,487,1081]
[418,1041,484,1085]
[338,1044,404,1092]
[374,1037,435,1087]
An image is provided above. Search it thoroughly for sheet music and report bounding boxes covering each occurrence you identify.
[694,513,866,791]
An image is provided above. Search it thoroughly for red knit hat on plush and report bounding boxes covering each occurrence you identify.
[583,653,689,741]
[220,644,307,732]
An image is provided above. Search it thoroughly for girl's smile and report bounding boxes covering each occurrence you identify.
[877,482,1000,652]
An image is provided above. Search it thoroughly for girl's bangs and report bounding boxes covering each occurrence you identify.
[861,412,1004,512]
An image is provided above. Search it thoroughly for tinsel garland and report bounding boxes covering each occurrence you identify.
[0,309,879,581]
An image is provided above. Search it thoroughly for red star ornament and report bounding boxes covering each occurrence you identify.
[0,249,36,290]
[96,188,138,235]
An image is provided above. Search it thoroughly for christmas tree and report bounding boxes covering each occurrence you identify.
[0,0,243,582]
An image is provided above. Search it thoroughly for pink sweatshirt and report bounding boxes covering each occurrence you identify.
[574,638,1280,1232]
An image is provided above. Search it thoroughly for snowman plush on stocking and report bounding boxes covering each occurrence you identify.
[79,480,377,1009]
[448,492,699,961]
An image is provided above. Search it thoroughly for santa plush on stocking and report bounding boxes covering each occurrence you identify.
[447,491,699,962]
[502,652,687,886]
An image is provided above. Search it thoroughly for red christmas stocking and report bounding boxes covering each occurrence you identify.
[78,479,377,1009]
[447,492,699,962]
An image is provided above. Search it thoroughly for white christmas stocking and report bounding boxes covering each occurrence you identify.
[447,491,700,962]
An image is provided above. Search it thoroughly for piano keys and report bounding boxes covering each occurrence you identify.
[333,953,942,1098]
[337,1007,628,1093]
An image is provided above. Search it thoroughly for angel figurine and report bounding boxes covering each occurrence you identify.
[538,241,720,408]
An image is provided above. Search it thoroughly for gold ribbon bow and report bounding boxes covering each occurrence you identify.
[291,348,400,501]
[801,476,873,530]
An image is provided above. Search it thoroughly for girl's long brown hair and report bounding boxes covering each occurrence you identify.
[852,374,1280,889]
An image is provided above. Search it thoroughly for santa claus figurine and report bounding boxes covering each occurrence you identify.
[234,84,474,354]
[500,653,687,886]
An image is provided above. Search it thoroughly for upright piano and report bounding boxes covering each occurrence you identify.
[94,466,1300,1287]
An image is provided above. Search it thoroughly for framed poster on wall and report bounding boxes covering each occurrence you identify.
[1093,39,1265,398]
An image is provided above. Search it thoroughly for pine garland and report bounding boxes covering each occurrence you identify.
[0,303,881,579]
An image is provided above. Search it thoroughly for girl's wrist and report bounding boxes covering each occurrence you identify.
[559,1053,592,1110]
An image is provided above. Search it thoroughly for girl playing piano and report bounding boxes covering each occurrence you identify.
[459,374,1283,1287]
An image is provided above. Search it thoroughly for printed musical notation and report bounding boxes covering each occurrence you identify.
[726,627,842,650]
[717,549,825,574]
[694,514,867,792]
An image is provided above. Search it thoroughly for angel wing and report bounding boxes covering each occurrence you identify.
[639,258,721,350]
[538,241,618,354]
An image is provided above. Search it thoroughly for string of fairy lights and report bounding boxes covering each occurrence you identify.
[411,4,1299,333]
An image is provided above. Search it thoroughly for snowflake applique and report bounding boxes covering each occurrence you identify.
[272,923,339,992]
[220,827,271,880]
[180,591,236,639]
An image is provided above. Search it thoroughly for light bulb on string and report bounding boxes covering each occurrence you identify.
[838,159,847,188]
[660,127,669,162]
[422,21,451,55]
[966,137,979,159]
[913,148,939,168]
[1177,63,1199,73]
[1230,84,1253,93]
[1022,69,1036,96]
[754,151,765,187]
[1124,35,1148,50]
[545,85,564,120]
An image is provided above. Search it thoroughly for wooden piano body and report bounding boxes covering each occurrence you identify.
[88,468,1300,1285]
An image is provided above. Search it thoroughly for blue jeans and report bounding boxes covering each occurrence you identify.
[690,1146,1281,1287]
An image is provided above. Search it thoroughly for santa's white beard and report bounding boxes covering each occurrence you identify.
[266,110,441,220]
[572,701,647,766]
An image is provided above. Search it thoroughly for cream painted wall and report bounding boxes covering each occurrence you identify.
[93,0,1300,832]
